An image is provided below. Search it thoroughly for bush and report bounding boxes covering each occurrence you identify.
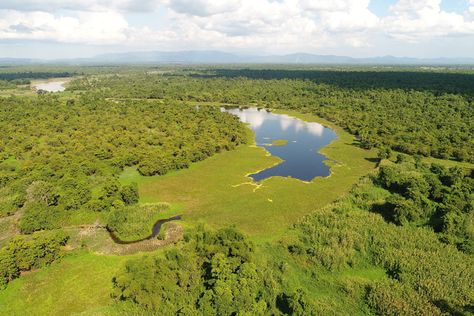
[0,230,69,288]
[120,183,139,205]
[19,202,61,234]
[366,280,442,315]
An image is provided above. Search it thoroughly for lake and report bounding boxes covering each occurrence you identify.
[223,107,337,182]
[34,81,66,92]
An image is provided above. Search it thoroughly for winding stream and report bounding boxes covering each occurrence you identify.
[223,107,337,182]
[107,215,182,245]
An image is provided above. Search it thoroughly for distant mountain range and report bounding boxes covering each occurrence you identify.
[2,51,474,65]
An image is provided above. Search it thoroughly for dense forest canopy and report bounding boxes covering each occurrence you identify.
[0,71,74,82]
[69,70,474,162]
[0,94,246,232]
[197,68,474,96]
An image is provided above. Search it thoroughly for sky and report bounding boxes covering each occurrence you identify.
[1,0,474,59]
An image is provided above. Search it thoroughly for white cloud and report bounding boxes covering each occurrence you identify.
[0,10,129,44]
[153,0,379,51]
[0,0,159,12]
[166,0,240,17]
[225,108,266,129]
[383,0,474,41]
[0,0,473,53]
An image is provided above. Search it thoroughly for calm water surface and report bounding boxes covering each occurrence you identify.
[223,107,337,182]
[34,81,66,92]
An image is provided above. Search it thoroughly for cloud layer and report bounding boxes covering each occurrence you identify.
[0,0,473,54]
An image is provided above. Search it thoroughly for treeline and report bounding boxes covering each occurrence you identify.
[0,71,74,82]
[0,94,246,233]
[198,68,474,96]
[0,80,16,90]
[0,230,68,288]
[69,72,474,162]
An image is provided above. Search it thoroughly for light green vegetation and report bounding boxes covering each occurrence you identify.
[120,109,377,240]
[0,216,15,247]
[270,139,289,146]
[257,241,388,314]
[422,155,474,169]
[0,251,131,315]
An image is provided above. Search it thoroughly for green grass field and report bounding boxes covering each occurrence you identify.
[0,251,131,315]
[119,109,377,240]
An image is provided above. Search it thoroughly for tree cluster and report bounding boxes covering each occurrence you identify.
[112,225,313,315]
[0,230,68,288]
[287,176,473,314]
[376,159,473,253]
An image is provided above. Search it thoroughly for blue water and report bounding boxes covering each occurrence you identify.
[223,107,337,182]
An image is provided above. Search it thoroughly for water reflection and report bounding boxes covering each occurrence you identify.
[223,107,337,182]
[34,81,66,92]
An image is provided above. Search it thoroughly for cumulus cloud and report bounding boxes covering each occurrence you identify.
[167,0,240,17]
[0,0,473,52]
[0,10,129,44]
[383,0,474,41]
[0,0,159,12]
[156,0,379,51]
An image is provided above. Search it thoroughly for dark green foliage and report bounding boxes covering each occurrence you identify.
[277,289,316,316]
[375,160,473,252]
[0,71,73,81]
[0,230,69,288]
[366,280,442,315]
[377,147,392,160]
[0,95,246,229]
[112,226,283,314]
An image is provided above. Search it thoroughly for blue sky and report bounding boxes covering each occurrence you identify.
[0,0,473,59]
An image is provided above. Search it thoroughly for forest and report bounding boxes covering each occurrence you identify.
[0,66,472,315]
[0,94,246,231]
[69,70,474,162]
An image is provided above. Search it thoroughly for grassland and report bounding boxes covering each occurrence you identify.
[119,108,377,240]
[0,252,131,315]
